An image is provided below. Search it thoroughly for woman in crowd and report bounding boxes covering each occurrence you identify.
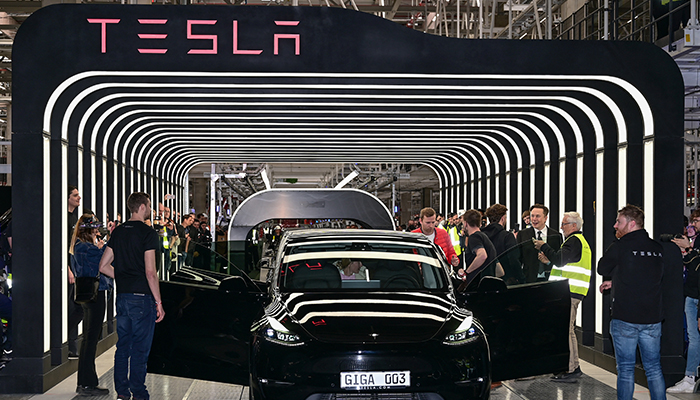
[69,213,112,396]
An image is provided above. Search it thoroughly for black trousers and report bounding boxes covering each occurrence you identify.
[68,282,85,355]
[77,290,106,387]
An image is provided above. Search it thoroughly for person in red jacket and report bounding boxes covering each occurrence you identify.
[412,207,460,267]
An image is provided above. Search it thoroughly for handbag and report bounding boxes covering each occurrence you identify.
[74,276,99,304]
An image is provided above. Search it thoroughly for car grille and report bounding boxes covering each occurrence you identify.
[306,393,445,400]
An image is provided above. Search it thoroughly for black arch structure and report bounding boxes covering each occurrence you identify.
[6,3,684,392]
[227,189,395,240]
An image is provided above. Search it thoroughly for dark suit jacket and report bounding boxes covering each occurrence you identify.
[516,226,563,283]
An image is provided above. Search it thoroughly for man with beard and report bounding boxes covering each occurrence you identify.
[482,204,522,284]
[598,205,665,400]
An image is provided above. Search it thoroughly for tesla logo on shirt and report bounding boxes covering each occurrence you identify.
[631,251,662,257]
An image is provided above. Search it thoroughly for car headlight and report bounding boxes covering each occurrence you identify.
[263,316,304,346]
[443,315,479,346]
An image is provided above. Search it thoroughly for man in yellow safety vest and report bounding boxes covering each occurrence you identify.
[447,213,462,256]
[534,211,591,383]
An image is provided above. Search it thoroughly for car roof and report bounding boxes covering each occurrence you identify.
[283,229,432,246]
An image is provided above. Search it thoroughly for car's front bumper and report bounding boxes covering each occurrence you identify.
[250,332,490,400]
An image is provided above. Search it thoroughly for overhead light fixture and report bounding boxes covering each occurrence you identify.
[335,170,359,189]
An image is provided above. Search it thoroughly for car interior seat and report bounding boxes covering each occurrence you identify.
[375,259,422,289]
[287,260,342,290]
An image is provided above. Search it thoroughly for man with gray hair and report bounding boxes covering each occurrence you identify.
[534,211,592,383]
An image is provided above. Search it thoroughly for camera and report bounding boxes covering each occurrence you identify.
[659,233,683,242]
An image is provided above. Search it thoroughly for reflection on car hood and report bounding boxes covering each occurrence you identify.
[277,292,456,344]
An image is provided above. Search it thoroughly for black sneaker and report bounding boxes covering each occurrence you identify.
[76,386,109,396]
[68,352,79,360]
[116,395,131,400]
[570,367,583,378]
[551,367,582,383]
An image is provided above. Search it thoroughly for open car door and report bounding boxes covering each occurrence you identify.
[457,277,571,381]
[148,240,268,385]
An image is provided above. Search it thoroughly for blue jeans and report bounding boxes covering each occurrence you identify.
[685,297,700,376]
[115,293,157,400]
[610,319,666,400]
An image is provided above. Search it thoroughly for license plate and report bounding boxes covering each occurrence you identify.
[340,371,411,390]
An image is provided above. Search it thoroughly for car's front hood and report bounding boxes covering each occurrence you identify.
[279,292,456,344]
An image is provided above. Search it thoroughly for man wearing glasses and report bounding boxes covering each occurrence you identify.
[534,211,591,383]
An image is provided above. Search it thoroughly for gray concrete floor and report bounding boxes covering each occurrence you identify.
[0,348,696,400]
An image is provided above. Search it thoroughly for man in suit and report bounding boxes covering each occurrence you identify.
[516,204,563,283]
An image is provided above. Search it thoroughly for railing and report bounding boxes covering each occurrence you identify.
[554,0,690,43]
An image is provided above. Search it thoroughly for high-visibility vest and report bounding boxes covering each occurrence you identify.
[548,233,591,297]
[161,226,169,249]
[662,0,684,6]
[449,226,462,256]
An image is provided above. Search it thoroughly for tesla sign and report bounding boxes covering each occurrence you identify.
[87,18,301,55]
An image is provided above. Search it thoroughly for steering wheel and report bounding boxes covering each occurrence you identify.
[383,275,421,289]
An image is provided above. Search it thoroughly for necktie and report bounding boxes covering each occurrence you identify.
[537,231,542,240]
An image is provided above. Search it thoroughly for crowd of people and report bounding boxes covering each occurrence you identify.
[398,203,700,400]
[401,204,591,385]
[0,184,684,399]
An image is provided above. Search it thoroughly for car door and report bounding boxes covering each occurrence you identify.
[148,275,268,385]
[456,277,571,382]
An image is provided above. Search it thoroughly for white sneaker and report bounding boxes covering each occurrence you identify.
[667,376,696,393]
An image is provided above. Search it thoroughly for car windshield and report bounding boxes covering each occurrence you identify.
[279,240,448,292]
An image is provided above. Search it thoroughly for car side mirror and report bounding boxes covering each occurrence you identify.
[477,276,508,293]
[219,276,248,295]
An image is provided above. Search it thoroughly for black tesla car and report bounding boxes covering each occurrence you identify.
[149,229,570,400]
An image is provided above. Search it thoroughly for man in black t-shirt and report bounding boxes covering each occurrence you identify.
[457,209,501,290]
[482,204,522,284]
[99,192,164,400]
